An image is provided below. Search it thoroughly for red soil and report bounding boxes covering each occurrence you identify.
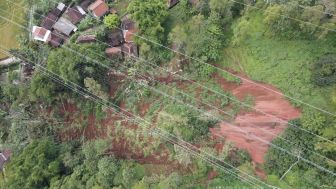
[207,170,219,180]
[139,102,151,117]
[210,73,301,166]
[57,100,173,165]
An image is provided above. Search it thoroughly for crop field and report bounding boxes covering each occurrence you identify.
[0,0,26,59]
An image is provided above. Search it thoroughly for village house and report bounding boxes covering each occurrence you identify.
[88,0,109,18]
[167,0,179,8]
[76,34,96,44]
[53,17,78,36]
[48,32,64,47]
[40,3,65,30]
[121,15,138,43]
[122,43,138,57]
[80,0,93,12]
[32,26,63,47]
[32,26,51,42]
[65,6,86,25]
[0,150,11,171]
[107,29,124,47]
[105,47,122,58]
[120,15,139,57]
[121,15,135,31]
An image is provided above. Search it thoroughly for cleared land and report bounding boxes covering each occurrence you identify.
[0,0,26,59]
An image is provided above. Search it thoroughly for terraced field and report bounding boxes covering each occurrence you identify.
[0,0,26,59]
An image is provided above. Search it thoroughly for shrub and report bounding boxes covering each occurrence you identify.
[103,14,121,29]
[311,54,336,86]
[78,16,98,31]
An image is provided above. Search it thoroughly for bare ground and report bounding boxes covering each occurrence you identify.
[210,73,300,171]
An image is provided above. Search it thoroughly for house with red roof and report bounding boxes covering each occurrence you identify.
[88,0,109,18]
[32,26,51,42]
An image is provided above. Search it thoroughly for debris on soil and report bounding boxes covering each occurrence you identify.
[211,72,301,176]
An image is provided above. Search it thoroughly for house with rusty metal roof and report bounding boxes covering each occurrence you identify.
[107,29,124,47]
[121,15,138,43]
[40,3,65,30]
[76,34,96,44]
[105,47,122,58]
[53,17,78,36]
[122,42,138,58]
[65,6,86,25]
[0,150,11,171]
[48,32,64,47]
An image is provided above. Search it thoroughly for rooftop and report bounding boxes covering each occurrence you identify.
[32,26,51,42]
[88,0,109,18]
[122,42,138,57]
[76,35,96,43]
[0,150,11,171]
[53,17,78,36]
[66,6,86,24]
[80,0,93,11]
[40,12,59,30]
[105,47,122,57]
[107,29,124,47]
[121,15,135,30]
[48,32,64,47]
[123,28,138,43]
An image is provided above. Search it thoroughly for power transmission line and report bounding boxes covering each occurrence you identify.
[0,0,336,182]
[1,8,334,179]
[0,48,270,188]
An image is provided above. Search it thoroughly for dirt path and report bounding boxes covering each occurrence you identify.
[211,73,301,167]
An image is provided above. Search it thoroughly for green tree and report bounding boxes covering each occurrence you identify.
[299,5,324,35]
[209,0,243,24]
[97,157,119,188]
[301,109,326,133]
[103,14,121,29]
[30,72,58,102]
[5,138,63,189]
[84,77,109,100]
[157,103,216,142]
[263,2,302,38]
[311,54,336,86]
[127,0,168,42]
[157,172,182,189]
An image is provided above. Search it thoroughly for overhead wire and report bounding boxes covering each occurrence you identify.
[1,0,336,183]
[1,6,334,179]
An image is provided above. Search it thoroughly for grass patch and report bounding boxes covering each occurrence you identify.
[219,10,336,112]
[0,0,26,59]
[113,0,131,16]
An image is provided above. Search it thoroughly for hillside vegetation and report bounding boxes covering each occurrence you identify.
[0,0,336,188]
